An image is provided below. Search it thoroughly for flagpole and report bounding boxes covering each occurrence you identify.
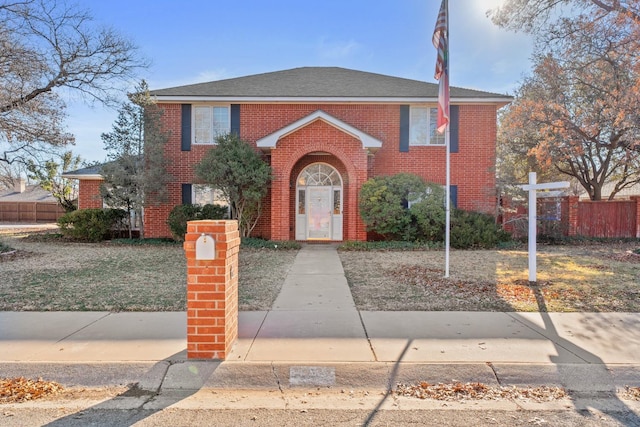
[433,0,450,278]
[445,123,450,278]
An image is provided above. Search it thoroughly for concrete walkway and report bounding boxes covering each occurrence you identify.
[1,244,640,399]
[229,244,373,361]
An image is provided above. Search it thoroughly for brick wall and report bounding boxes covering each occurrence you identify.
[148,102,499,240]
[369,104,497,213]
[78,179,104,209]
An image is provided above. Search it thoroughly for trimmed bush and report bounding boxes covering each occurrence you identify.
[451,210,511,249]
[359,173,510,248]
[409,183,447,241]
[57,208,127,242]
[359,173,428,240]
[200,203,229,220]
[167,204,228,241]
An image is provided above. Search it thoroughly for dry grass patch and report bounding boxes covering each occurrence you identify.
[239,248,298,310]
[0,233,297,311]
[340,243,640,312]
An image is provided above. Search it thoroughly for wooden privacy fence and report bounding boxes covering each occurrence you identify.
[502,196,640,239]
[576,199,639,238]
[0,202,65,222]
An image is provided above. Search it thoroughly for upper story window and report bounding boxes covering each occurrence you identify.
[410,106,445,146]
[193,105,230,144]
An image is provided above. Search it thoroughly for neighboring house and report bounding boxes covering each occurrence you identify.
[60,163,104,210]
[578,181,640,201]
[0,179,65,222]
[68,67,511,241]
[62,162,142,229]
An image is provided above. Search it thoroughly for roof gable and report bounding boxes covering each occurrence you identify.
[62,163,105,180]
[150,67,511,104]
[256,110,382,153]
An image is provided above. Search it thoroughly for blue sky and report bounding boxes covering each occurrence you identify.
[66,0,533,162]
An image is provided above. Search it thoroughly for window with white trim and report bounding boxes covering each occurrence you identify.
[410,106,445,146]
[193,105,230,144]
[193,184,228,207]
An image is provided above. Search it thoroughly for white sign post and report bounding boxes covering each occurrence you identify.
[520,172,570,283]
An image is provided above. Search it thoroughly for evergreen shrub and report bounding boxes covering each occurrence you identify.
[58,208,127,242]
[167,204,228,241]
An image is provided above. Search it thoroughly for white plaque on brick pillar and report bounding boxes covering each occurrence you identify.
[195,234,216,260]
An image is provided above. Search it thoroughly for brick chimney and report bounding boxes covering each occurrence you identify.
[14,178,26,193]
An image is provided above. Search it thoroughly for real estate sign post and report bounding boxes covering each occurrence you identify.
[520,172,569,283]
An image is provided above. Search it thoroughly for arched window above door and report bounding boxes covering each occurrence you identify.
[298,163,342,187]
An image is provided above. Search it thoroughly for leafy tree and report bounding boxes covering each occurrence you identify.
[100,81,169,238]
[194,133,272,238]
[498,12,640,200]
[26,150,81,212]
[0,0,147,166]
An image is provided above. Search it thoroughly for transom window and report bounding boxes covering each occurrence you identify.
[193,105,230,144]
[297,163,342,187]
[410,106,445,146]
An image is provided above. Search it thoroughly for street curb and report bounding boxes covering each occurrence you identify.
[2,361,639,394]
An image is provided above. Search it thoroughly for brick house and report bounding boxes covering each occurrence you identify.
[69,67,511,241]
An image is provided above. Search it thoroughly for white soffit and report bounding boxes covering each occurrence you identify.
[60,173,104,180]
[256,110,383,151]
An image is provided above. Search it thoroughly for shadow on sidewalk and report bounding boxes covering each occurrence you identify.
[528,287,640,426]
[42,351,219,427]
[359,284,640,426]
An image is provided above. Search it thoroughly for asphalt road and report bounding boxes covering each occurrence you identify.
[3,407,640,426]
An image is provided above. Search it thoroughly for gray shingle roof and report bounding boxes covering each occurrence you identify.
[61,163,105,179]
[64,164,103,176]
[0,185,57,202]
[150,67,510,100]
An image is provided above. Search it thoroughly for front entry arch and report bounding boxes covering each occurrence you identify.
[295,163,343,241]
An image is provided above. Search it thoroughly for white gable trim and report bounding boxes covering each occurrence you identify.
[256,110,382,152]
[61,173,104,180]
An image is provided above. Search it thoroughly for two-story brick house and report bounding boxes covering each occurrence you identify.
[68,67,511,241]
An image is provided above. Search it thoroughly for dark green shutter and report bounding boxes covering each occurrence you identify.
[182,184,192,205]
[449,105,459,153]
[230,104,240,137]
[399,105,409,152]
[181,104,191,151]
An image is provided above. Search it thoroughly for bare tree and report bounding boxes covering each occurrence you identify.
[488,0,640,33]
[0,0,147,165]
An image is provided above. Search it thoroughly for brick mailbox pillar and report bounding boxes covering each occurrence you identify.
[183,220,240,360]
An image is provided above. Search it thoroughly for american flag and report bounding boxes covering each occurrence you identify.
[432,0,449,134]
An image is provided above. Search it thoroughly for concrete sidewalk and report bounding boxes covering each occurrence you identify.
[1,244,640,398]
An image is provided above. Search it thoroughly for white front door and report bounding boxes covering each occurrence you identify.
[307,186,332,240]
[295,163,343,241]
